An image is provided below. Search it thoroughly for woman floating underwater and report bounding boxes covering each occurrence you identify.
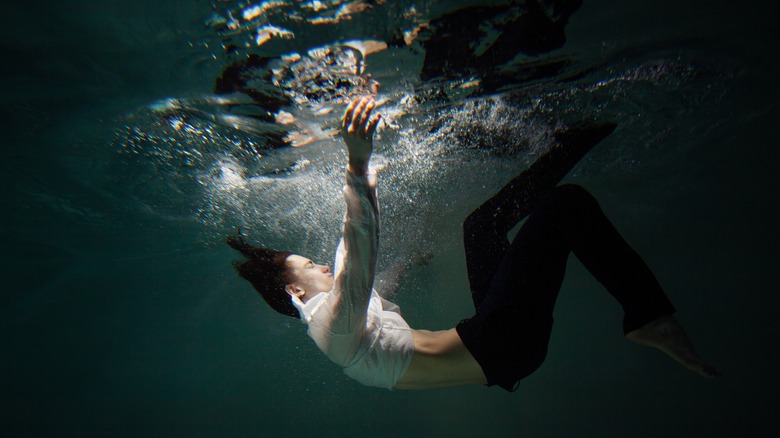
[227,96,719,391]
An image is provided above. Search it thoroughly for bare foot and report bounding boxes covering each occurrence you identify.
[625,315,720,378]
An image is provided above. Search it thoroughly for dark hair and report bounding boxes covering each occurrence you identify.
[226,234,299,318]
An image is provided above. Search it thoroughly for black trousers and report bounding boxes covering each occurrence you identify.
[455,126,676,392]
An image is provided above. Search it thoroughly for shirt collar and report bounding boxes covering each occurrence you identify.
[290,291,327,324]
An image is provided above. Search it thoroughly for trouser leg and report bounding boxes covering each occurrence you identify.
[549,185,676,333]
[463,123,616,309]
[486,184,676,337]
[458,184,676,390]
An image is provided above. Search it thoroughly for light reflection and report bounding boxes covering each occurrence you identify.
[255,25,294,46]
[119,0,734,255]
[242,1,287,22]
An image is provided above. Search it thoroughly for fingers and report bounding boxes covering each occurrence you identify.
[350,98,370,133]
[366,113,381,137]
[342,96,380,136]
[358,99,375,129]
[342,99,358,132]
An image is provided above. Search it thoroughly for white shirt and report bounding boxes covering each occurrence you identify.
[291,169,414,389]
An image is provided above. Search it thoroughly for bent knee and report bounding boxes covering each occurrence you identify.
[550,183,592,201]
[544,184,600,214]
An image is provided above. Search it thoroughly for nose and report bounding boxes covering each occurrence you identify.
[321,265,331,274]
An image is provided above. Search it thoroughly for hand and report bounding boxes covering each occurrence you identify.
[341,96,381,175]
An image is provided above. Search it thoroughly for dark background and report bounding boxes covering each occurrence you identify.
[1,1,778,436]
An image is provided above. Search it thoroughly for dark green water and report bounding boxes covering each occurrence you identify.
[1,0,778,436]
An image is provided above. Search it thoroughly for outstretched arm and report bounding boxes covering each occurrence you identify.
[329,97,382,336]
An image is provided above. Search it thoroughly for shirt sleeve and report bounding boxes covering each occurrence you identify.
[329,167,380,335]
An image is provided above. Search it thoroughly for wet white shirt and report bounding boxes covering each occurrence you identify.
[291,169,414,389]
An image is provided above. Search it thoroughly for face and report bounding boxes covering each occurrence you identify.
[284,254,334,300]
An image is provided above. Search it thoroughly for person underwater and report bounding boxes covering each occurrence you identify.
[228,96,719,391]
